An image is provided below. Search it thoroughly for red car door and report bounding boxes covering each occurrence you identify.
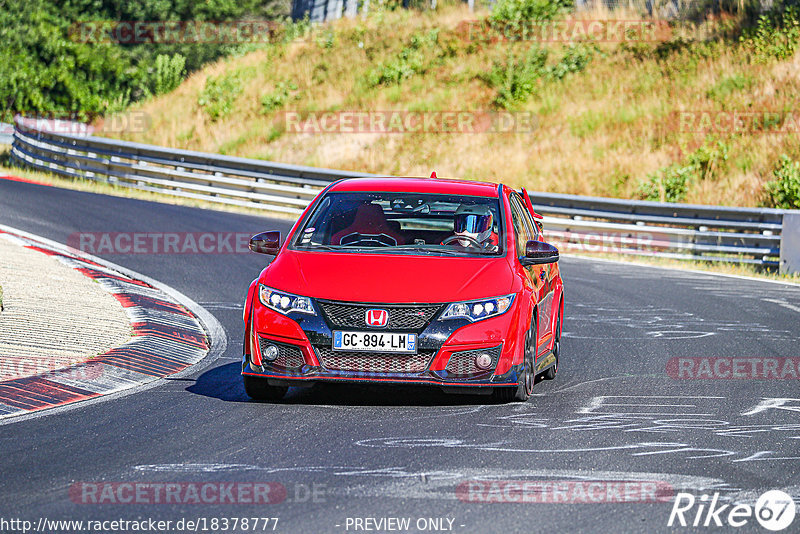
[514,191,556,355]
[509,192,554,359]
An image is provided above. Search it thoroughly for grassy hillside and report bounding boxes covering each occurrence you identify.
[110,1,800,208]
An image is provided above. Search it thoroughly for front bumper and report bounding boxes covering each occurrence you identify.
[242,355,523,389]
[242,298,525,389]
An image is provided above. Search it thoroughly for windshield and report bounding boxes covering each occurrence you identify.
[292,191,504,257]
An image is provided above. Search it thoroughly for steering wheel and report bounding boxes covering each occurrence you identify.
[340,233,396,247]
[442,234,481,248]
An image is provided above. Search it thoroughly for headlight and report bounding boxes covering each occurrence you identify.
[440,294,514,322]
[258,284,315,315]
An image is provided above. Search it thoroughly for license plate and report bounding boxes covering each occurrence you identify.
[333,331,417,353]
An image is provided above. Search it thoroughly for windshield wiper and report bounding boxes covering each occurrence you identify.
[389,245,473,256]
[296,244,342,251]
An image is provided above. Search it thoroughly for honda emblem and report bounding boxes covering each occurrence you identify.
[365,309,389,328]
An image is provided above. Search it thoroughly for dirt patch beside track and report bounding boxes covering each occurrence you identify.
[0,235,131,381]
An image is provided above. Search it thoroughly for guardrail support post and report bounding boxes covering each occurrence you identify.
[780,213,800,274]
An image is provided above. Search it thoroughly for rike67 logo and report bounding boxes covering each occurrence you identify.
[668,490,796,531]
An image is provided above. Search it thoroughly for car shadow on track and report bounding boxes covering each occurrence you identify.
[184,360,521,407]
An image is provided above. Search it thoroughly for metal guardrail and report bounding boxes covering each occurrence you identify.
[9,116,800,273]
[0,122,13,144]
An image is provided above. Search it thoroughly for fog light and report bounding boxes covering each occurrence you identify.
[475,353,493,370]
[263,344,279,361]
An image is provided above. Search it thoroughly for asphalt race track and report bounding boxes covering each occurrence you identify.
[1,178,799,533]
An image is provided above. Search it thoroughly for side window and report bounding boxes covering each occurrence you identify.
[509,195,533,257]
[515,192,540,240]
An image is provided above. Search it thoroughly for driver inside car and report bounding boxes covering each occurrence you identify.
[443,205,499,252]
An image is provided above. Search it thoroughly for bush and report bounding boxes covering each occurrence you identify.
[198,73,242,121]
[485,46,549,109]
[686,140,730,181]
[763,155,800,209]
[638,164,694,202]
[545,45,593,80]
[637,141,729,202]
[261,80,300,113]
[152,54,186,96]
[367,29,440,87]
[740,6,800,62]
[490,0,572,26]
[483,44,592,109]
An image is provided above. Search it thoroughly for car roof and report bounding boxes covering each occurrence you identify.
[327,177,501,197]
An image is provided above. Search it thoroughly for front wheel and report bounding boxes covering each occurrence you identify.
[243,375,288,401]
[494,315,536,403]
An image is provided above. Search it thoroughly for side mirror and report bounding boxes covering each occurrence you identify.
[249,231,281,255]
[520,240,559,266]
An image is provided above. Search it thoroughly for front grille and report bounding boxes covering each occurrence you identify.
[258,337,305,370]
[316,346,434,373]
[318,301,442,331]
[445,345,502,378]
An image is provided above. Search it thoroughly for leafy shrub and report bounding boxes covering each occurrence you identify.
[740,6,800,62]
[261,81,300,113]
[198,73,242,121]
[490,0,572,26]
[686,140,729,181]
[483,44,592,109]
[637,141,730,202]
[485,47,549,109]
[638,164,694,202]
[152,54,186,96]
[545,45,593,80]
[367,29,440,87]
[763,155,800,209]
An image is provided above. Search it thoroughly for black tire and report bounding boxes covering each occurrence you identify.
[243,375,288,401]
[543,315,560,380]
[494,315,536,403]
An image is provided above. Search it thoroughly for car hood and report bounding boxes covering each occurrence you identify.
[263,250,514,303]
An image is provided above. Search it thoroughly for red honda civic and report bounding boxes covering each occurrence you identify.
[242,177,563,402]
